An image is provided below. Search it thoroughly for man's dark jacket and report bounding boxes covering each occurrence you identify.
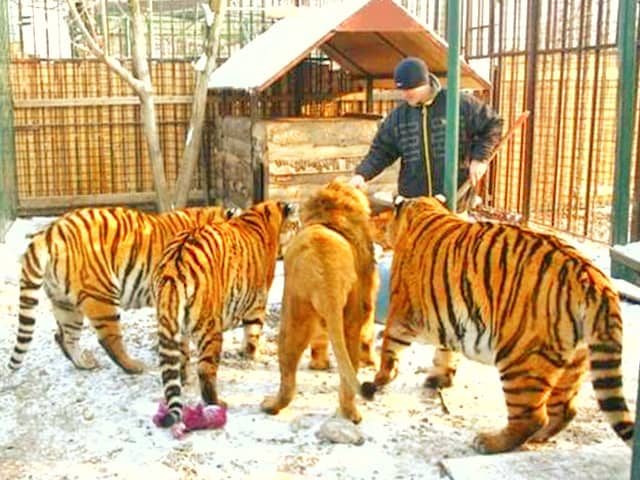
[355,87,503,198]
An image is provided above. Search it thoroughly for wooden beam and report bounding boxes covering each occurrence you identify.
[13,95,194,108]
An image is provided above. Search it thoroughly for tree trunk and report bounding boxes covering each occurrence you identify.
[173,0,226,208]
[130,0,172,211]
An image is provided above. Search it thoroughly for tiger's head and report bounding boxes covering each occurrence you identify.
[389,195,450,248]
[277,202,301,257]
[234,200,300,257]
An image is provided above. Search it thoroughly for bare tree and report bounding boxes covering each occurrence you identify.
[174,0,226,208]
[67,0,226,211]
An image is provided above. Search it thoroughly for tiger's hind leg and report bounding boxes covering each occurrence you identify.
[424,347,460,389]
[51,302,98,370]
[261,303,317,416]
[242,318,263,359]
[82,298,145,374]
[473,355,561,454]
[358,283,379,368]
[197,329,227,408]
[179,337,190,384]
[529,348,588,443]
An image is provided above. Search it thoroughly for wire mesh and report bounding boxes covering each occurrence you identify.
[466,0,638,244]
[3,0,639,242]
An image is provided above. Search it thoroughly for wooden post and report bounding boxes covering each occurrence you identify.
[249,91,264,203]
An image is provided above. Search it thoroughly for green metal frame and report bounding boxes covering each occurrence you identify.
[0,0,17,238]
[444,0,460,210]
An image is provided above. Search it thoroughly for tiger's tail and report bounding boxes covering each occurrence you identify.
[587,283,634,446]
[155,275,187,428]
[8,230,50,370]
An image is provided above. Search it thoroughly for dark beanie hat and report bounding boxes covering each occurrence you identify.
[394,57,429,90]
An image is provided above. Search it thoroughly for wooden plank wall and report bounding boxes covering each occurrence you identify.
[9,58,203,213]
[10,58,388,214]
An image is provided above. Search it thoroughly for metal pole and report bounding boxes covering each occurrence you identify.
[444,0,460,211]
[622,2,640,476]
[612,0,638,283]
[522,0,539,221]
[612,0,637,246]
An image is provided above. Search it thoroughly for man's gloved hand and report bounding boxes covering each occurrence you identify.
[349,174,366,190]
[469,160,488,186]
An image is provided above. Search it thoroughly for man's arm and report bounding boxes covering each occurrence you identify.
[461,93,503,163]
[353,113,401,182]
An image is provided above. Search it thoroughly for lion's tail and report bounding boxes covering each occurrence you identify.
[319,296,377,401]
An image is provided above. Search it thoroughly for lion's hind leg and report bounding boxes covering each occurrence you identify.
[309,324,330,370]
[261,299,318,415]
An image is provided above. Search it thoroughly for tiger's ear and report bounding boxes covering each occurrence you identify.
[282,202,299,219]
[393,195,407,217]
[433,194,447,205]
[224,207,241,219]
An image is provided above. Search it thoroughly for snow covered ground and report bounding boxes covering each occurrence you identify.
[0,217,638,479]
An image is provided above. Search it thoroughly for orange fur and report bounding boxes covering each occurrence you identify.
[8,205,236,374]
[153,200,298,427]
[261,180,378,423]
[369,196,634,453]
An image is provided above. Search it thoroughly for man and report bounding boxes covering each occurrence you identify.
[350,57,503,198]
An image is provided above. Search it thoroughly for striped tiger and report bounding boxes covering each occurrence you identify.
[152,200,298,427]
[8,205,237,374]
[364,196,634,453]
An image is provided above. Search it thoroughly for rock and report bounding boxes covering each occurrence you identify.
[290,414,316,433]
[315,417,365,445]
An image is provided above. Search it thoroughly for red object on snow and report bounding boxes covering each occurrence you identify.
[152,401,227,439]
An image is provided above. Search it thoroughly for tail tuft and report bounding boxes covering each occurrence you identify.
[159,411,181,428]
[360,381,377,400]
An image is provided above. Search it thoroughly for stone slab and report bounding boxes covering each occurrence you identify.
[441,444,631,480]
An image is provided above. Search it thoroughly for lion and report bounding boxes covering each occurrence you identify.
[261,179,379,423]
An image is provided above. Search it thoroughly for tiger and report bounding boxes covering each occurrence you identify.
[261,180,378,423]
[363,195,634,453]
[8,205,238,374]
[152,200,298,427]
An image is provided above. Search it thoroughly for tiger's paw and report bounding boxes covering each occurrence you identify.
[120,358,146,375]
[472,431,524,454]
[260,395,283,415]
[423,372,454,389]
[55,333,99,370]
[373,365,397,386]
[76,350,100,370]
[241,345,261,361]
[309,357,330,370]
[359,349,379,369]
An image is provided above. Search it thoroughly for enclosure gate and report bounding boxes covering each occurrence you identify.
[463,0,639,244]
[3,0,639,244]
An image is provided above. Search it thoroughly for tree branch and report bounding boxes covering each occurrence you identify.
[66,0,145,95]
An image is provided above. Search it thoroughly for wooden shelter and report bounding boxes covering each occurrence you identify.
[207,0,491,207]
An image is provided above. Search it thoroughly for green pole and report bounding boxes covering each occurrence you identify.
[619,0,640,478]
[612,0,637,260]
[444,0,461,211]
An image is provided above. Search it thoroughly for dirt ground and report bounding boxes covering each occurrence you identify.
[0,219,637,479]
